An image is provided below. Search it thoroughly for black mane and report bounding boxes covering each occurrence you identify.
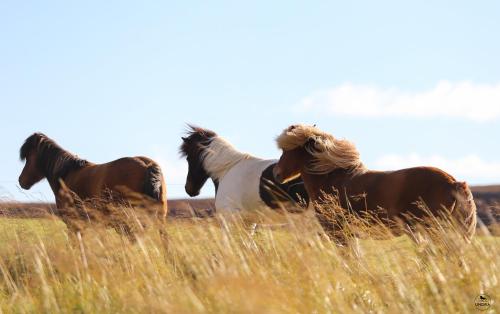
[20,133,89,180]
[179,125,217,158]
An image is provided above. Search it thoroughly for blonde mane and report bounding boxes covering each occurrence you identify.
[276,124,366,175]
[202,136,257,180]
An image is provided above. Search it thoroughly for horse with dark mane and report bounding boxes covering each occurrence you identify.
[180,125,308,212]
[273,124,477,242]
[19,133,168,232]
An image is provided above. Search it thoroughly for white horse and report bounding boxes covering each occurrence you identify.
[179,126,308,212]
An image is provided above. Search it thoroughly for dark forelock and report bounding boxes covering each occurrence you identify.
[179,125,217,157]
[20,133,48,160]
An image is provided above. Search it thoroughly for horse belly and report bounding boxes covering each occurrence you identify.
[64,168,103,200]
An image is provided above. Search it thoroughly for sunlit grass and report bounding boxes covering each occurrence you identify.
[0,205,498,313]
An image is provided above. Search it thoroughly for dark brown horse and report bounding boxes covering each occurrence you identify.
[273,125,477,242]
[19,133,168,230]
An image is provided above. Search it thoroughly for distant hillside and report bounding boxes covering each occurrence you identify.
[470,185,500,193]
[1,186,499,227]
[470,185,500,227]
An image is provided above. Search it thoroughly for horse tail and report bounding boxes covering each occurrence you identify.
[143,163,164,202]
[143,163,168,220]
[452,181,477,241]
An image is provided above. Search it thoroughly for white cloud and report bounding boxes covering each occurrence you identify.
[297,81,500,121]
[373,153,500,183]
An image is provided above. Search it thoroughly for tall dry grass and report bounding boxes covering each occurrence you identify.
[0,199,498,313]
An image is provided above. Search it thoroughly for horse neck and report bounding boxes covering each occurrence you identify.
[202,137,255,180]
[300,168,355,201]
[40,147,90,188]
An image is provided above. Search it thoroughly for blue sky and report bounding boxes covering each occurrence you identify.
[1,1,499,201]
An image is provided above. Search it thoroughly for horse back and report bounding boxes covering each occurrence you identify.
[383,167,475,238]
[330,167,460,217]
[391,166,457,209]
[101,157,153,193]
[64,156,167,216]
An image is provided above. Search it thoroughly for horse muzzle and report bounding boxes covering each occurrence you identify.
[18,178,33,190]
[185,184,200,197]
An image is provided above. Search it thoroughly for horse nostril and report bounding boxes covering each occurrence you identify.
[185,183,199,197]
[19,178,29,189]
[273,168,282,182]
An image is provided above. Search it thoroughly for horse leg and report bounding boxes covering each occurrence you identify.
[54,196,87,240]
[61,218,86,243]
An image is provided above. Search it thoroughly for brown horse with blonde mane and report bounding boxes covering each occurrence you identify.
[273,124,477,242]
[19,133,168,231]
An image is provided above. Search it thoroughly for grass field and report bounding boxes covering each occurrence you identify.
[0,208,498,313]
